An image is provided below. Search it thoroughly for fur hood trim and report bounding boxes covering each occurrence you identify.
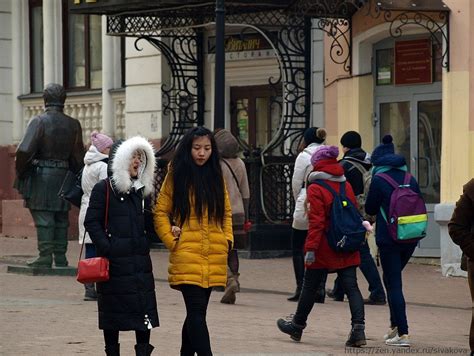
[111,136,156,196]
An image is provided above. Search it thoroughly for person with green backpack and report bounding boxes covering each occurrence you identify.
[365,134,427,347]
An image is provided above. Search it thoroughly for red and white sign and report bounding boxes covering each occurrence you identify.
[395,39,432,85]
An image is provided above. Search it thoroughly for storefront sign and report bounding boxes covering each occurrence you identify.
[394,39,432,85]
[208,33,275,62]
[208,33,272,53]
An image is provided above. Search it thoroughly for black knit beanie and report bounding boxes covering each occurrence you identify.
[303,127,326,145]
[340,131,362,149]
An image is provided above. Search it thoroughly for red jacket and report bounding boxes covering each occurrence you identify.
[305,159,361,271]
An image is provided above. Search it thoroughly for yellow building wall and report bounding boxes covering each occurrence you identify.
[325,75,374,155]
[324,0,474,203]
[441,71,471,202]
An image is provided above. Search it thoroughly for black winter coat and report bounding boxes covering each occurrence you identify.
[84,179,159,331]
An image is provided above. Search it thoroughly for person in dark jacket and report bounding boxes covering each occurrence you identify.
[15,83,84,268]
[277,145,366,347]
[365,134,421,347]
[327,131,386,305]
[448,178,474,354]
[84,136,159,356]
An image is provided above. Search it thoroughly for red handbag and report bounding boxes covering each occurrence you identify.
[77,180,110,284]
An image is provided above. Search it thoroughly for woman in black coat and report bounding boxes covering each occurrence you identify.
[84,136,159,356]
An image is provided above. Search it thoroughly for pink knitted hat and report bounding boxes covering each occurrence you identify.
[91,131,113,153]
[310,145,339,166]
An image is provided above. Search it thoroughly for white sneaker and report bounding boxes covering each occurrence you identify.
[383,326,398,340]
[385,334,410,347]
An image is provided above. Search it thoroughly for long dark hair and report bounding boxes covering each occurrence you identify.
[171,126,225,227]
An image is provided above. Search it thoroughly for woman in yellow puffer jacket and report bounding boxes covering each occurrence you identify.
[154,126,233,356]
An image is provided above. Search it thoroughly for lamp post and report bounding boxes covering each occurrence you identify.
[214,0,225,129]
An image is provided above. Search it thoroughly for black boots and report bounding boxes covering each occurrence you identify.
[288,254,305,301]
[345,324,367,347]
[277,317,305,341]
[105,343,154,355]
[135,343,154,356]
[84,283,97,301]
[314,272,327,304]
[105,343,120,356]
[287,286,301,302]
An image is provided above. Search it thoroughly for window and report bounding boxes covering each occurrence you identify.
[375,37,443,86]
[64,2,102,89]
[29,0,43,93]
[376,48,393,86]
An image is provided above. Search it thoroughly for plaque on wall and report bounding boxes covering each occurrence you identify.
[394,39,432,85]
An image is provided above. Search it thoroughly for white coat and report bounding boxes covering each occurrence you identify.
[291,142,324,230]
[78,145,108,244]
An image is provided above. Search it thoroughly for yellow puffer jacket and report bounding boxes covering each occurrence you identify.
[154,171,233,288]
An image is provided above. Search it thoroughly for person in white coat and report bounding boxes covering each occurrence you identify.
[78,131,113,301]
[288,127,326,301]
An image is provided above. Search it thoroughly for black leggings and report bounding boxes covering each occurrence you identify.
[103,329,150,345]
[180,284,213,356]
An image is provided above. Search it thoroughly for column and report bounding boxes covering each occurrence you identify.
[101,15,118,137]
[43,0,62,85]
[12,0,28,143]
[311,23,324,127]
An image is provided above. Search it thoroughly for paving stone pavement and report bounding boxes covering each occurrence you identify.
[0,235,471,356]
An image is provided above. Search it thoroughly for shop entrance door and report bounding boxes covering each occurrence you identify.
[375,94,442,257]
[230,85,281,153]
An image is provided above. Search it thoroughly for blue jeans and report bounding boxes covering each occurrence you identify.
[332,242,386,301]
[379,243,416,335]
[294,267,364,327]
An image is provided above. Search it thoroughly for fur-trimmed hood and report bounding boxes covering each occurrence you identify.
[110,136,156,196]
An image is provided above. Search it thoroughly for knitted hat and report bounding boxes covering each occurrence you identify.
[311,145,339,166]
[340,131,362,149]
[304,127,326,145]
[91,131,113,153]
[371,134,395,165]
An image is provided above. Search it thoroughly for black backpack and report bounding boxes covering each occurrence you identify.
[311,180,367,253]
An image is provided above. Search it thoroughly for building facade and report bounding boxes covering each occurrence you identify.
[0,0,473,272]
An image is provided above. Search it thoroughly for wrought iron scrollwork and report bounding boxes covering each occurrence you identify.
[385,11,449,69]
[314,17,352,73]
[134,32,204,158]
[365,0,450,69]
[222,16,311,223]
[134,32,204,207]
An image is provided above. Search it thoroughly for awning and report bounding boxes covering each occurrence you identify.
[69,0,369,18]
[69,0,293,16]
[376,0,449,12]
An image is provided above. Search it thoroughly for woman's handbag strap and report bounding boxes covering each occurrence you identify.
[78,179,110,263]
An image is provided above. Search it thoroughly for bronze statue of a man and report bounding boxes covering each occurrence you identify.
[15,83,85,268]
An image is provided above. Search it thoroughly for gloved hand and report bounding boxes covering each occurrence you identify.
[304,251,315,265]
[244,220,252,233]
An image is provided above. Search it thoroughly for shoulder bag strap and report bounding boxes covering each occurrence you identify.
[344,159,368,176]
[105,178,110,232]
[222,159,243,197]
[77,179,110,263]
[312,179,338,197]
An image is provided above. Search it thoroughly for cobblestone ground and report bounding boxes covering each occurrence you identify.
[0,235,471,356]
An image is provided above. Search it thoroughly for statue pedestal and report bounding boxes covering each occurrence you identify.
[7,264,77,277]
